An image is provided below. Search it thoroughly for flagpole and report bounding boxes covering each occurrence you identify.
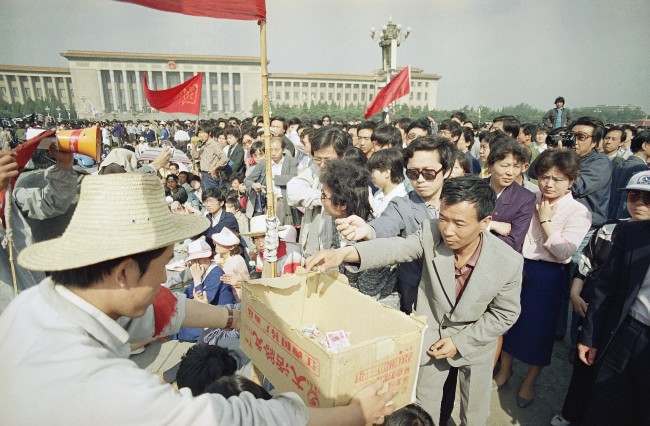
[259,19,277,278]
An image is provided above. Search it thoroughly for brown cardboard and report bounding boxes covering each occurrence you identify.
[240,271,427,409]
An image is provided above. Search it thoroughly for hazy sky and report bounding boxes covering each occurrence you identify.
[1,0,649,110]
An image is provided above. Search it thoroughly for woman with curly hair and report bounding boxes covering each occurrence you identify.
[320,159,399,308]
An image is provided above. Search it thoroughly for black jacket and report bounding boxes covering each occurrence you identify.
[579,220,650,356]
[572,150,612,227]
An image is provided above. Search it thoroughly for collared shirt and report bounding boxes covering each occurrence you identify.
[208,209,223,228]
[272,157,284,196]
[630,265,650,326]
[454,235,483,299]
[554,108,563,129]
[371,182,408,217]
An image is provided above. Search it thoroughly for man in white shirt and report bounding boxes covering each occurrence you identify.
[0,173,394,426]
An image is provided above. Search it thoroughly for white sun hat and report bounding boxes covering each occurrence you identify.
[185,236,213,262]
[18,173,209,271]
[212,227,240,247]
[623,170,650,192]
[278,225,297,243]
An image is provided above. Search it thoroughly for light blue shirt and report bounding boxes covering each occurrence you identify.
[554,108,563,129]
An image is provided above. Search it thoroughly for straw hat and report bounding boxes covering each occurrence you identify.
[18,173,209,271]
[212,227,240,247]
[185,236,213,262]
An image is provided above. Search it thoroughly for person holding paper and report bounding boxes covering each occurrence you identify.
[306,176,523,424]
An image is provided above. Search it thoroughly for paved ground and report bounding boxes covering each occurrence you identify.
[133,337,573,425]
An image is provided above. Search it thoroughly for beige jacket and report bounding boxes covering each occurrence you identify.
[193,138,228,173]
[355,220,523,366]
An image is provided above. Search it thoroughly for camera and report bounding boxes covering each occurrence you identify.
[546,128,575,149]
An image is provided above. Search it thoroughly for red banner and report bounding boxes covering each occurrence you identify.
[143,73,203,116]
[364,67,411,119]
[118,0,266,21]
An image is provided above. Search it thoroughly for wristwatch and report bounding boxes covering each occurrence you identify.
[224,307,234,329]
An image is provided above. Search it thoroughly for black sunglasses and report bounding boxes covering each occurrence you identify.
[405,167,443,181]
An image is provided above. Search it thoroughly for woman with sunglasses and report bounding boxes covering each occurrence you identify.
[495,149,591,407]
[551,169,650,426]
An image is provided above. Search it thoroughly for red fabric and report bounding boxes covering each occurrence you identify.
[1,129,56,227]
[143,73,203,116]
[363,67,411,119]
[119,0,266,21]
[256,241,288,272]
[152,286,178,337]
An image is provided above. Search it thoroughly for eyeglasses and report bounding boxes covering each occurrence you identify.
[571,131,593,142]
[628,190,650,205]
[405,167,444,181]
[320,191,331,200]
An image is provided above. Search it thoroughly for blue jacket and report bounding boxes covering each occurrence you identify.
[490,181,536,253]
[571,150,612,227]
[177,265,236,342]
[204,211,239,243]
[608,155,648,220]
[370,191,433,292]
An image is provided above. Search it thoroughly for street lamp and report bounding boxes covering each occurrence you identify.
[370,17,411,81]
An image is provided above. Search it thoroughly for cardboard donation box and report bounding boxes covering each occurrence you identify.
[240,271,427,409]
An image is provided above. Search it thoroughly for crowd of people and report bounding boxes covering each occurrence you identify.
[0,95,649,425]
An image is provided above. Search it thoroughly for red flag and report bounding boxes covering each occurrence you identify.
[118,0,266,21]
[1,129,56,227]
[143,73,203,116]
[364,67,411,119]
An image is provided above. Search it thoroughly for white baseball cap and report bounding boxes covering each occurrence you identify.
[212,227,240,247]
[624,170,650,192]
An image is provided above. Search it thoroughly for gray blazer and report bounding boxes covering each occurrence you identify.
[355,219,523,366]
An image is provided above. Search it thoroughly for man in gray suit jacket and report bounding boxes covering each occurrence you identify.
[307,176,523,425]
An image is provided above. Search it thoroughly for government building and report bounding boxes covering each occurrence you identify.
[0,50,440,120]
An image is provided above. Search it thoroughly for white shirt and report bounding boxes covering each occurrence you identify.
[174,129,190,143]
[208,209,223,227]
[0,279,308,425]
[272,157,284,197]
[371,182,407,217]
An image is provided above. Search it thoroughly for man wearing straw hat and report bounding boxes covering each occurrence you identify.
[0,172,395,425]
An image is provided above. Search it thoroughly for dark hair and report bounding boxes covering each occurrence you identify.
[460,128,475,147]
[122,144,136,153]
[166,174,179,182]
[438,119,462,140]
[204,375,272,400]
[320,159,371,220]
[441,176,496,220]
[396,117,413,130]
[450,111,467,123]
[202,186,227,202]
[605,125,627,142]
[223,125,242,141]
[270,116,288,131]
[570,116,606,146]
[491,115,521,138]
[383,404,434,426]
[372,124,402,148]
[288,117,302,127]
[403,136,456,174]
[176,345,238,396]
[486,137,527,166]
[321,114,331,122]
[630,130,650,153]
[554,96,565,104]
[453,150,471,175]
[178,171,190,181]
[311,127,350,157]
[189,174,201,184]
[406,118,432,135]
[521,123,537,139]
[49,246,168,288]
[367,148,405,184]
[358,120,378,134]
[98,163,127,175]
[249,140,265,157]
[342,146,367,167]
[169,162,180,170]
[532,148,580,181]
[485,130,510,148]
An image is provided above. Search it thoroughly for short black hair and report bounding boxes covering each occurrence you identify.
[569,116,606,145]
[384,403,434,426]
[367,148,405,184]
[630,130,650,153]
[605,125,627,142]
[453,149,471,175]
[342,146,367,167]
[450,111,467,123]
[204,375,272,400]
[311,127,350,157]
[202,186,227,202]
[532,148,580,181]
[166,174,179,182]
[288,117,302,126]
[358,120,378,134]
[441,176,496,221]
[176,345,238,396]
[49,246,168,288]
[372,124,402,148]
[403,136,456,174]
[270,116,288,131]
[487,137,527,166]
[438,119,462,140]
[169,162,179,169]
[492,115,521,138]
[223,126,242,140]
[249,140,265,157]
[396,117,413,130]
[406,118,432,135]
[554,96,565,104]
